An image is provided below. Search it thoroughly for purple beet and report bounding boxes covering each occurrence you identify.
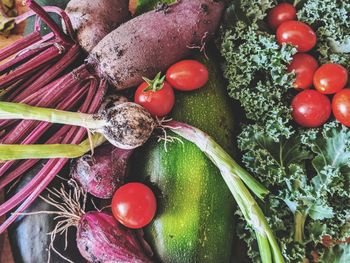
[70,144,133,199]
[77,212,152,263]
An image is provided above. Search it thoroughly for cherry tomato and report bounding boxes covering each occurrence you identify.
[287,53,318,90]
[166,60,209,91]
[313,63,348,94]
[291,90,331,128]
[267,3,297,30]
[112,183,157,229]
[276,21,317,52]
[332,89,350,126]
[134,75,175,117]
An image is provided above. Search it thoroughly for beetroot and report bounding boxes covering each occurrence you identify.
[88,0,225,90]
[65,0,130,52]
[70,144,133,199]
[77,212,152,263]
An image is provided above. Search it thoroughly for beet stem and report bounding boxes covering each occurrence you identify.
[0,76,105,232]
[14,44,82,100]
[0,83,89,176]
[0,45,66,89]
[0,32,41,61]
[25,0,71,44]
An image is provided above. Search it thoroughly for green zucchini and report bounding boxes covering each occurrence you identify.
[134,49,236,263]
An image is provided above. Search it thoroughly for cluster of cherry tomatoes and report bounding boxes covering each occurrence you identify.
[134,60,209,117]
[268,3,349,128]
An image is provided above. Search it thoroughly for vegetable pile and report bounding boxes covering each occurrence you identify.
[221,0,350,261]
[0,0,349,262]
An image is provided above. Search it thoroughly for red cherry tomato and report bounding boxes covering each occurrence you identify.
[332,89,350,126]
[112,183,157,229]
[287,53,319,90]
[276,21,317,52]
[267,3,297,30]
[313,63,348,94]
[134,78,175,117]
[166,60,209,91]
[291,90,331,128]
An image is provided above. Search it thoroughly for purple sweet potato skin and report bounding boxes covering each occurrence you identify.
[66,0,130,52]
[70,144,133,199]
[77,212,152,263]
[88,0,225,90]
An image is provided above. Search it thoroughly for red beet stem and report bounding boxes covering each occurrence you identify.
[5,64,52,102]
[25,0,71,44]
[15,44,82,100]
[0,77,106,232]
[0,32,41,61]
[0,66,90,129]
[0,158,69,233]
[0,44,69,89]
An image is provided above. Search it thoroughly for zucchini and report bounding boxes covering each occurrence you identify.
[134,49,236,263]
[6,163,85,263]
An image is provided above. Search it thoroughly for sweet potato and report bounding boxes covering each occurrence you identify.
[88,0,225,90]
[65,0,130,52]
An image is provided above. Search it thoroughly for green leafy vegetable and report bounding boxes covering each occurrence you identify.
[221,0,350,262]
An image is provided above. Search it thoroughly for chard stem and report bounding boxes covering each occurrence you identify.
[0,102,105,129]
[0,134,106,161]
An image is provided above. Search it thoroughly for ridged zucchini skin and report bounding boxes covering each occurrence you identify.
[135,50,236,263]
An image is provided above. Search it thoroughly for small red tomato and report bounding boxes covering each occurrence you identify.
[276,21,317,52]
[332,89,350,126]
[166,60,208,91]
[313,63,348,94]
[287,53,319,90]
[267,3,297,30]
[112,183,157,229]
[292,90,331,128]
[134,73,175,117]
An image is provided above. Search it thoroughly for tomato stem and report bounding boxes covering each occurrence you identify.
[143,72,166,92]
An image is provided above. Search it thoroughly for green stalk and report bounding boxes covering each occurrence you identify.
[167,121,269,200]
[294,211,306,244]
[0,133,106,161]
[224,171,273,263]
[0,102,105,129]
[257,233,273,263]
[167,121,284,263]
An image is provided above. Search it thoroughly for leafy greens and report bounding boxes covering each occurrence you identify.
[221,0,350,262]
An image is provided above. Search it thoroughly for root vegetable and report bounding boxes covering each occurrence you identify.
[70,144,133,199]
[20,183,153,263]
[65,0,130,52]
[88,0,225,90]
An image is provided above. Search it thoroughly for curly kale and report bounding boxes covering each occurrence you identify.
[237,122,350,262]
[221,1,350,261]
[298,0,350,69]
[221,25,297,139]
